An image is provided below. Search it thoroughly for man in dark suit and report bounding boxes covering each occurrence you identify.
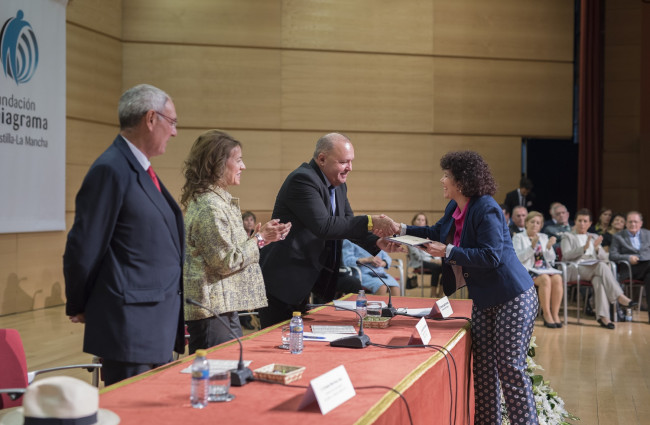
[258,133,389,327]
[609,211,650,323]
[503,177,535,216]
[64,84,185,385]
[509,205,528,237]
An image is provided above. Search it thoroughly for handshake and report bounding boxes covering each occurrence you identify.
[370,215,404,254]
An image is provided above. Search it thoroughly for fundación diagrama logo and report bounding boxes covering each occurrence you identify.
[1,10,39,85]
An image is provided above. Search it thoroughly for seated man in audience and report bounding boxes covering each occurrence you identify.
[342,240,400,296]
[544,202,561,228]
[609,211,650,323]
[543,203,572,248]
[509,205,528,237]
[561,209,637,329]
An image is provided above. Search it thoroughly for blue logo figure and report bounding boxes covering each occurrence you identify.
[0,10,39,85]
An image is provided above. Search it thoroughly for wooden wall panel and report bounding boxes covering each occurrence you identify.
[281,51,435,132]
[433,58,573,137]
[0,235,18,315]
[66,120,119,166]
[67,25,122,123]
[66,0,122,39]
[282,0,434,54]
[604,81,641,117]
[603,115,639,151]
[122,0,282,47]
[122,44,282,129]
[433,0,574,61]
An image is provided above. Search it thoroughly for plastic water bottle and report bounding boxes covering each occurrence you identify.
[190,349,209,408]
[289,311,303,354]
[625,308,632,322]
[356,289,367,318]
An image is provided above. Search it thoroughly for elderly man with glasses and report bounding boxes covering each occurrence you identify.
[64,84,185,385]
[609,211,650,323]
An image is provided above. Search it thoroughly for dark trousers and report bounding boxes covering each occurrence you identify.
[186,312,243,355]
[258,294,307,329]
[631,260,650,321]
[102,359,170,386]
[471,286,539,425]
[421,260,443,287]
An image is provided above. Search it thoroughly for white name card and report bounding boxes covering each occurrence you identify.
[429,296,453,318]
[414,317,432,345]
[298,365,356,415]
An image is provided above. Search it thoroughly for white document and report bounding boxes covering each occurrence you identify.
[303,332,347,343]
[386,235,431,246]
[577,259,600,266]
[529,267,562,275]
[310,325,357,334]
[298,365,356,415]
[415,317,432,345]
[333,300,386,311]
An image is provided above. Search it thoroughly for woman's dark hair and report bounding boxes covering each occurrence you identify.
[575,208,593,221]
[411,212,428,226]
[439,151,497,197]
[180,130,241,210]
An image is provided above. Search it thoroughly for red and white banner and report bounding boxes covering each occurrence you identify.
[0,0,67,233]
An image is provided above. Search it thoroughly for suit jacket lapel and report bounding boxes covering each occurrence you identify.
[115,138,182,256]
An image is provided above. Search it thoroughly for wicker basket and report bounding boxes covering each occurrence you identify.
[363,316,392,328]
[253,364,306,384]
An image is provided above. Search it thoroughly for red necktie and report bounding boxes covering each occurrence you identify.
[147,166,161,192]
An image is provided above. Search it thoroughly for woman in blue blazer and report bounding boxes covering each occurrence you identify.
[377,151,539,425]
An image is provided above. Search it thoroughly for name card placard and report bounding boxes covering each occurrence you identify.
[298,365,355,415]
[428,296,453,319]
[408,317,432,346]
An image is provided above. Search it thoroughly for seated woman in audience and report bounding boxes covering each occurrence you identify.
[590,207,613,250]
[242,211,257,237]
[342,240,400,296]
[406,213,443,296]
[608,213,626,236]
[512,211,564,328]
[561,208,636,329]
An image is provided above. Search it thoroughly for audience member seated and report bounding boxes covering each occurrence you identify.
[342,240,400,296]
[242,210,256,237]
[543,202,561,228]
[406,213,442,297]
[543,203,572,249]
[560,208,637,329]
[503,177,535,216]
[608,213,626,237]
[589,207,613,250]
[512,211,563,328]
[609,211,650,323]
[509,206,528,237]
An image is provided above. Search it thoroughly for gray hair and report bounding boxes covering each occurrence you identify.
[626,210,644,221]
[313,133,349,160]
[118,84,170,130]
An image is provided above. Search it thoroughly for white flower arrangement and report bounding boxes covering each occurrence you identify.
[501,336,579,425]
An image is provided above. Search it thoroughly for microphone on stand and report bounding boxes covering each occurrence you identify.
[356,262,398,317]
[305,303,370,348]
[185,298,253,386]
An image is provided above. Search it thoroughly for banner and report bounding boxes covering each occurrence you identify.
[0,0,67,233]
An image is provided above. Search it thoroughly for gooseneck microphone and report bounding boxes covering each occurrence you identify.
[305,303,370,348]
[356,262,398,317]
[185,298,253,386]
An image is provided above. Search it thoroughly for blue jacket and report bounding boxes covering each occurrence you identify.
[406,195,533,309]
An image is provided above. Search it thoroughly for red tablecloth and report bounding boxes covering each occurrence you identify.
[100,296,473,425]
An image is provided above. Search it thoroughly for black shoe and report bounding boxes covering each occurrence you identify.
[555,321,563,329]
[597,318,615,330]
[543,320,557,329]
[624,301,639,309]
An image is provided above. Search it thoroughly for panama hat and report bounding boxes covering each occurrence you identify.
[0,376,119,425]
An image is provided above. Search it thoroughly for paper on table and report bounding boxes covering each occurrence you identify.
[180,359,252,374]
[386,235,431,246]
[303,332,347,343]
[310,325,357,334]
[333,300,386,311]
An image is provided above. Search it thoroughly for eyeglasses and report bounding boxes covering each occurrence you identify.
[155,111,178,128]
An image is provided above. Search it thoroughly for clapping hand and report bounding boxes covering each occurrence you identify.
[258,219,292,243]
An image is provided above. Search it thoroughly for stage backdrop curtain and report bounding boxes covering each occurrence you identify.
[577,0,604,214]
[0,0,67,233]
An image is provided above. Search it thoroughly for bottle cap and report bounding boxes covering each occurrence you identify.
[195,349,207,357]
[292,311,301,317]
